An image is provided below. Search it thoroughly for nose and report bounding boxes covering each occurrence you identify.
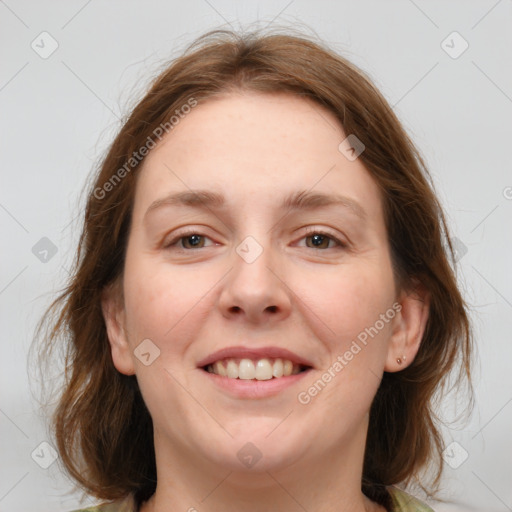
[217,238,292,324]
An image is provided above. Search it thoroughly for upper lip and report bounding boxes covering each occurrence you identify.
[197,346,314,369]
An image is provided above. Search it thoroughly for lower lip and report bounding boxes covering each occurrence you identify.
[200,368,312,399]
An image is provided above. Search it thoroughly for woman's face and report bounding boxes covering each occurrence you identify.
[104,92,420,476]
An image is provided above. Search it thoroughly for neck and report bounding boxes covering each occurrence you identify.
[140,424,385,512]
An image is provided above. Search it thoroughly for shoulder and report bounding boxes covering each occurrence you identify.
[388,486,435,512]
[69,489,434,512]
[69,494,137,512]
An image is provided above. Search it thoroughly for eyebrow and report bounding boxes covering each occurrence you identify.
[144,189,367,221]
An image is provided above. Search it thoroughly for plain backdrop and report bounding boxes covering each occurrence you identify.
[1,1,511,511]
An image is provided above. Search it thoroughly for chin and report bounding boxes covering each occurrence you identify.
[199,430,305,476]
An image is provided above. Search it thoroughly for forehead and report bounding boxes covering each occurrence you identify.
[133,92,383,222]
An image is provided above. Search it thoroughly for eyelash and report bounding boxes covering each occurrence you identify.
[164,228,347,251]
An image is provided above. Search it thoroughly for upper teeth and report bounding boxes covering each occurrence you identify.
[206,358,302,380]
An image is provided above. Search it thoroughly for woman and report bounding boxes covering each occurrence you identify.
[38,29,472,512]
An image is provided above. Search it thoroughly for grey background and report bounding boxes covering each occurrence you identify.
[1,1,511,511]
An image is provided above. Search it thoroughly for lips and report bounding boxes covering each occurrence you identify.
[196,345,314,370]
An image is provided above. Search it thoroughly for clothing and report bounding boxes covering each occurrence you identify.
[389,487,434,511]
[71,486,434,511]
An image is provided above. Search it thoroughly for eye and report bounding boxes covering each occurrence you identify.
[163,228,346,251]
[164,231,216,250]
[299,228,346,250]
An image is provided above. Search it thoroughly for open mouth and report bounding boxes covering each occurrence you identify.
[202,357,312,381]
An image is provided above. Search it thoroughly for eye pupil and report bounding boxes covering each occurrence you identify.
[185,234,203,248]
[308,233,330,249]
[311,234,323,246]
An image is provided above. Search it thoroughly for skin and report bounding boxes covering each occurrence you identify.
[102,91,430,512]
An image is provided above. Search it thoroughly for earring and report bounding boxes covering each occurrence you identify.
[396,355,406,365]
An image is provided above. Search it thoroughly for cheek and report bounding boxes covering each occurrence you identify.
[294,260,396,352]
[298,263,396,412]
[122,256,219,361]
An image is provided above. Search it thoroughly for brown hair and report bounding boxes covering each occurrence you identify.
[35,28,473,509]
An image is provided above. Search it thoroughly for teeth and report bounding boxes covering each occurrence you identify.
[239,359,255,380]
[255,358,273,380]
[272,358,284,378]
[226,359,239,379]
[206,357,305,380]
[213,360,227,377]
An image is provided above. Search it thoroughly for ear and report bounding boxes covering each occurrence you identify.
[384,279,430,372]
[101,282,136,376]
